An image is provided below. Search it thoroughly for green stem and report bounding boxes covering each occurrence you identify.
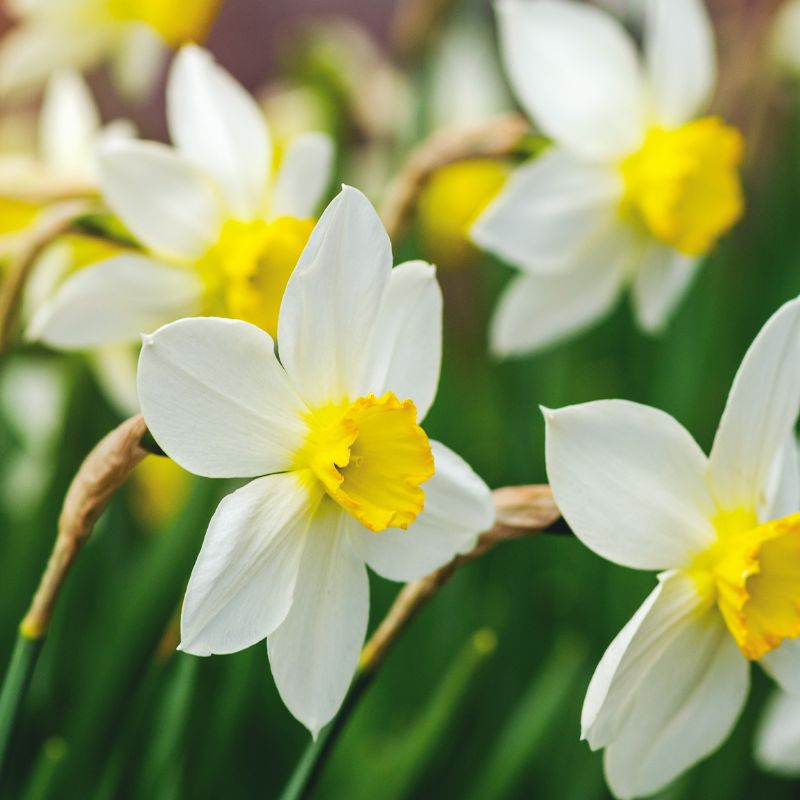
[277,668,374,800]
[0,631,45,782]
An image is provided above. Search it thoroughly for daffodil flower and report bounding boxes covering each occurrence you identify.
[0,69,132,253]
[473,0,744,356]
[544,297,800,798]
[136,186,496,735]
[28,45,334,351]
[0,0,219,98]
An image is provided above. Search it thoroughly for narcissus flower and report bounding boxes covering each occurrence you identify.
[137,186,496,735]
[0,69,132,252]
[28,45,334,350]
[473,0,744,356]
[544,297,800,798]
[0,0,220,98]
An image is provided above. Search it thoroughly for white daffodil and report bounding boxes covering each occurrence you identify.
[755,688,800,777]
[472,0,744,356]
[0,0,219,99]
[28,45,335,352]
[544,297,800,798]
[136,185,495,734]
[0,69,132,254]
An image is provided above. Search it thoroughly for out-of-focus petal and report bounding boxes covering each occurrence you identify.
[39,70,99,175]
[97,139,223,260]
[644,0,716,127]
[496,0,646,159]
[167,45,270,219]
[27,254,202,349]
[471,149,624,273]
[270,132,334,220]
[755,689,800,777]
[490,228,630,357]
[631,243,700,333]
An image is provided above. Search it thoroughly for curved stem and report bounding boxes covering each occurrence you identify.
[0,201,89,356]
[0,633,44,780]
[278,485,562,800]
[379,113,529,242]
[0,416,150,782]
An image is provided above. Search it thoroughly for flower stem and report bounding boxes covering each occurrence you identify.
[379,113,529,242]
[0,415,150,783]
[0,631,44,780]
[0,201,88,356]
[278,484,563,800]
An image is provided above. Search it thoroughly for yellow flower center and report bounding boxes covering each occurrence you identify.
[296,391,435,533]
[108,0,220,46]
[692,509,800,660]
[196,216,314,338]
[620,116,744,256]
[417,159,508,270]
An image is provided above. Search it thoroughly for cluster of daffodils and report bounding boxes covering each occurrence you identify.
[4,0,799,795]
[137,186,496,733]
[545,297,800,798]
[28,45,334,352]
[473,0,743,356]
[0,0,219,98]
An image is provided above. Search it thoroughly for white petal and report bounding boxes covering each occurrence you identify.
[110,24,166,101]
[138,317,309,478]
[270,132,334,220]
[764,435,800,520]
[645,0,716,127]
[471,149,624,273]
[631,243,700,333]
[357,260,441,421]
[97,139,223,260]
[760,638,800,695]
[583,571,711,747]
[0,25,108,97]
[39,70,99,174]
[602,581,748,798]
[268,503,369,736]
[167,45,270,219]
[26,254,202,349]
[350,441,494,582]
[278,185,392,407]
[490,239,628,358]
[709,297,800,512]
[180,473,319,656]
[544,400,716,570]
[495,0,646,159]
[89,344,141,416]
[755,689,800,776]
